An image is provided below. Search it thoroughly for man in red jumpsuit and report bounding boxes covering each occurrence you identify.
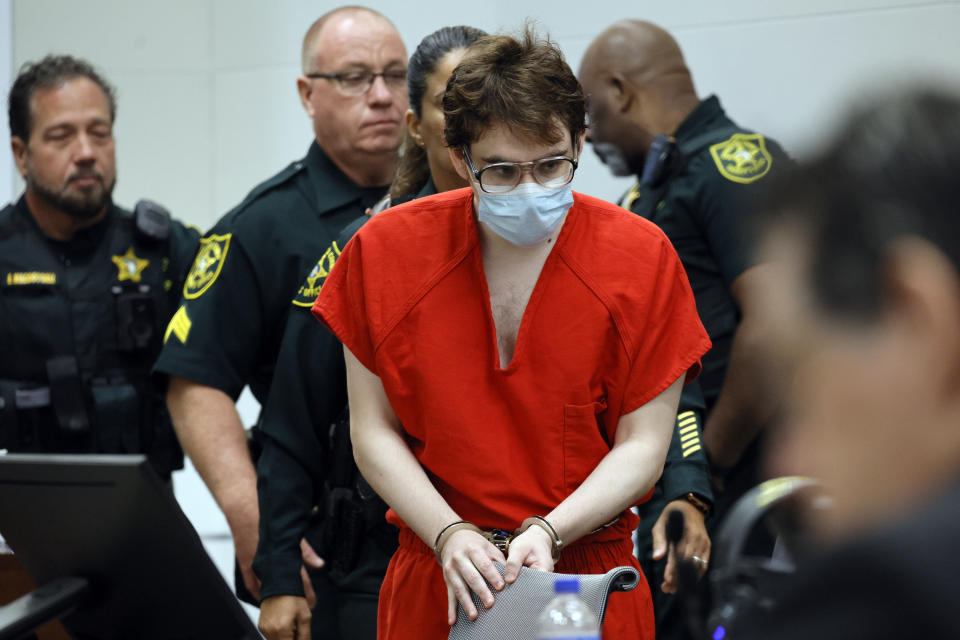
[314,28,711,640]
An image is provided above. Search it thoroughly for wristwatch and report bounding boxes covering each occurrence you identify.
[682,492,712,515]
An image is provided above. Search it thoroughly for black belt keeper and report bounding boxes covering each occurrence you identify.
[45,356,91,436]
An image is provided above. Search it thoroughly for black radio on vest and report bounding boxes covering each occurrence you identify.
[641,134,677,187]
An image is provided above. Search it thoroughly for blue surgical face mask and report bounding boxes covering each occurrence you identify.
[475,181,574,247]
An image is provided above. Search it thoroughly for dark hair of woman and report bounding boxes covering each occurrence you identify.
[390,25,487,198]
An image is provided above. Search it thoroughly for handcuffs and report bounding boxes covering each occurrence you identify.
[434,515,619,565]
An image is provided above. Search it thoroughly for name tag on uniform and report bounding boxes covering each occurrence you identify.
[5,271,57,286]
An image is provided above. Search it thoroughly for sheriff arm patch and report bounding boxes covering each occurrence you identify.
[292,241,342,307]
[183,233,232,299]
[709,133,773,184]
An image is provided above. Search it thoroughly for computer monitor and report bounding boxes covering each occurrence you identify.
[0,454,261,639]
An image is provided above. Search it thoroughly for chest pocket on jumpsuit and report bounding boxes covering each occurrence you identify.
[562,398,609,494]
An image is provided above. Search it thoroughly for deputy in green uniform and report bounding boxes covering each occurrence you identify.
[0,55,197,480]
[580,20,790,639]
[153,7,408,638]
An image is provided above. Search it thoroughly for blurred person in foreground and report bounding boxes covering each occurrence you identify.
[255,25,487,640]
[739,87,960,640]
[153,5,408,633]
[579,26,791,637]
[313,28,711,639]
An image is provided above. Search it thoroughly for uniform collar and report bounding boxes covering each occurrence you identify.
[16,194,115,258]
[304,141,389,214]
[673,95,726,142]
[417,176,437,199]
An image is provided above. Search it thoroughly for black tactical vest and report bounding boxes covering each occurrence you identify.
[0,198,183,477]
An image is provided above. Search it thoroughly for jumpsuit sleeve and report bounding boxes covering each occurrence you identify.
[312,232,379,374]
[620,233,711,417]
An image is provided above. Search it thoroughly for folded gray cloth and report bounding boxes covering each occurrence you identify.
[448,563,640,640]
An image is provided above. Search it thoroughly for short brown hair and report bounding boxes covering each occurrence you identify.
[443,28,586,150]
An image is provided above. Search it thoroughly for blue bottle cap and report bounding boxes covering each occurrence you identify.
[554,577,580,593]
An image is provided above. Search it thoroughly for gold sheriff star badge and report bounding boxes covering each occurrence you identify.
[111,247,150,282]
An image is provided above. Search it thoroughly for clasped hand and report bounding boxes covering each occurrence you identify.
[440,525,554,625]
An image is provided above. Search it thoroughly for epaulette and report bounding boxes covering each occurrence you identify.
[237,159,306,207]
[676,126,741,157]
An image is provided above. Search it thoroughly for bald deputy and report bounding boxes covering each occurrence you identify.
[153,6,408,638]
[580,20,791,640]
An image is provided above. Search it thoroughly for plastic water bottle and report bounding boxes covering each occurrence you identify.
[536,576,601,639]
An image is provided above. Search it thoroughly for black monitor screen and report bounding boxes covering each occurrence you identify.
[0,454,261,639]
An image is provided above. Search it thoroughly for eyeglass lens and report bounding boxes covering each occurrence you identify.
[338,70,407,94]
[480,158,575,192]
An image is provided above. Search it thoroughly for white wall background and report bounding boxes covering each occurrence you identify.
[7,0,960,620]
[0,0,12,205]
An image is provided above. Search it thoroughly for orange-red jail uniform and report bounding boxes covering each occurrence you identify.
[314,188,710,640]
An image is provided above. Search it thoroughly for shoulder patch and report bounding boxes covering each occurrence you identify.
[292,241,342,307]
[183,233,232,299]
[708,133,773,184]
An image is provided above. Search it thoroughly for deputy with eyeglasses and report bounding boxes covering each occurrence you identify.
[153,6,407,636]
[312,29,710,639]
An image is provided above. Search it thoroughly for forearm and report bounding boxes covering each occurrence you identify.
[352,414,458,549]
[548,439,666,545]
[703,316,770,469]
[166,376,258,531]
[704,266,779,470]
[345,347,459,551]
[547,377,683,545]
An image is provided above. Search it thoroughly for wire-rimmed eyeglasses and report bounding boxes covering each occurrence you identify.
[461,146,578,194]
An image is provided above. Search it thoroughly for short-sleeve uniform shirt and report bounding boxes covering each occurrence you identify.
[623,96,790,408]
[154,142,385,403]
[314,188,711,535]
